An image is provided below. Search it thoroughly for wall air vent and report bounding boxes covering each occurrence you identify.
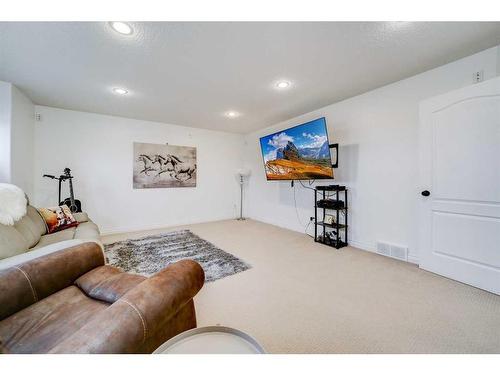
[376,242,391,257]
[376,241,408,262]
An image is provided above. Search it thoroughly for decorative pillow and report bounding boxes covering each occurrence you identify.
[37,205,79,234]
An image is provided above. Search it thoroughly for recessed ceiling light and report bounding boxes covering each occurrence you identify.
[113,87,128,95]
[275,80,291,89]
[225,111,240,118]
[109,21,133,35]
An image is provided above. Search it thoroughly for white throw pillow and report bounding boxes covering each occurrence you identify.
[0,184,27,226]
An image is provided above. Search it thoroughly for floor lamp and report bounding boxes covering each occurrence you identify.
[236,168,251,220]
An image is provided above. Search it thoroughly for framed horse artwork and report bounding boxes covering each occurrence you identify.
[133,142,197,188]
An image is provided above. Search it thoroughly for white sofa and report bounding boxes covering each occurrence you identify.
[0,205,102,270]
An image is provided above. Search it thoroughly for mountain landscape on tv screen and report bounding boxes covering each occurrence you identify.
[260,119,334,180]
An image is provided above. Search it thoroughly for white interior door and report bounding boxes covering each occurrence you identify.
[419,76,500,295]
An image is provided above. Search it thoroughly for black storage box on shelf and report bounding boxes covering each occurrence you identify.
[317,199,344,210]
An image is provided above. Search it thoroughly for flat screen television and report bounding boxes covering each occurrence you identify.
[259,117,334,180]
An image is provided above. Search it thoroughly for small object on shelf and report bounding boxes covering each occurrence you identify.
[324,214,335,225]
[317,199,344,209]
[314,184,348,249]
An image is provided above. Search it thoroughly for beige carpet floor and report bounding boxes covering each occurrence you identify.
[102,219,500,354]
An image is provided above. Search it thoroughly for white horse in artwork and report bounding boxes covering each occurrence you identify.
[165,154,197,181]
[136,154,157,176]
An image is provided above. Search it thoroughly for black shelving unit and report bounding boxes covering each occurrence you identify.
[314,185,348,249]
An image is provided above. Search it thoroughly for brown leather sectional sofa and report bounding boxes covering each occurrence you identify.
[0,242,205,353]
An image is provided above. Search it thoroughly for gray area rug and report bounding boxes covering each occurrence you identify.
[104,230,251,282]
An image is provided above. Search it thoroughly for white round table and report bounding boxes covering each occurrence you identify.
[153,326,265,354]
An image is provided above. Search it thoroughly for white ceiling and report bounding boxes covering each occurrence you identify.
[1,22,500,134]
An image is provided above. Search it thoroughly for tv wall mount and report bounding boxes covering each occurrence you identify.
[329,143,339,168]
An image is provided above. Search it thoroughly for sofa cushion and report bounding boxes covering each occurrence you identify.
[73,212,89,223]
[34,228,76,248]
[75,266,146,304]
[30,218,99,250]
[0,225,28,260]
[0,286,109,353]
[13,214,41,249]
[74,221,100,241]
[26,205,47,237]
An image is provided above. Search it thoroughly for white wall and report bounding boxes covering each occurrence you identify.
[10,85,35,199]
[33,106,245,234]
[0,81,35,197]
[497,45,500,75]
[0,82,11,184]
[244,45,500,263]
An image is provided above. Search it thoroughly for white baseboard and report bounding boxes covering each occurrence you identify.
[348,239,375,253]
[248,216,420,265]
[407,255,419,265]
[100,215,237,236]
[248,215,305,234]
